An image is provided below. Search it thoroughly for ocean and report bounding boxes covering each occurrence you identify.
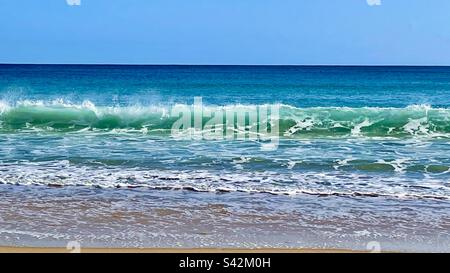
[1,64,450,251]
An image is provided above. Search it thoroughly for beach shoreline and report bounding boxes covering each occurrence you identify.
[0,246,363,253]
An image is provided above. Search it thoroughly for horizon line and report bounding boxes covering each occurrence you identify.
[1,62,450,67]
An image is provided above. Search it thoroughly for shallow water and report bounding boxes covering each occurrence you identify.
[1,185,449,252]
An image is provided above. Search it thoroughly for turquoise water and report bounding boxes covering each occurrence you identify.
[1,64,450,251]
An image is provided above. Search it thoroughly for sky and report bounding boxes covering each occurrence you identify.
[1,0,450,65]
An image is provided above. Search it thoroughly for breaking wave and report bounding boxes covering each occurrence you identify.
[1,99,450,138]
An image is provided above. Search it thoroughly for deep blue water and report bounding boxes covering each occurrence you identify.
[2,64,450,107]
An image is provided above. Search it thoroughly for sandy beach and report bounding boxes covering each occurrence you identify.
[0,246,361,253]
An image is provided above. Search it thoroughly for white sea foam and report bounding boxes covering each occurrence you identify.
[0,161,449,200]
[403,117,430,135]
[351,119,374,136]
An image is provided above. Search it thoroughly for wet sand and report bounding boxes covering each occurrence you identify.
[0,246,361,253]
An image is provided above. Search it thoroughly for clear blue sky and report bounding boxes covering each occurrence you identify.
[1,0,450,65]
